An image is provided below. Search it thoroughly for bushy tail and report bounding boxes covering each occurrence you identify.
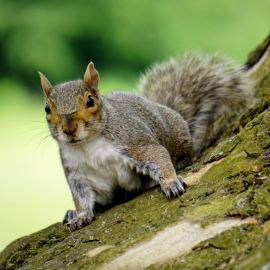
[138,52,253,157]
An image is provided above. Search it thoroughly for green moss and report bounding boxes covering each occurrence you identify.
[235,232,270,270]
[203,136,241,164]
[0,223,69,269]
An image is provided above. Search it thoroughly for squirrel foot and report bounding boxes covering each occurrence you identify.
[62,210,95,232]
[161,176,187,199]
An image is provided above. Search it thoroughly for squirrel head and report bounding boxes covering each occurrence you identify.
[39,62,104,145]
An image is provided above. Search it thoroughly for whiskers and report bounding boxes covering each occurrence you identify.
[11,119,56,158]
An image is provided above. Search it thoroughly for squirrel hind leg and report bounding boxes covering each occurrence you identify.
[175,155,193,171]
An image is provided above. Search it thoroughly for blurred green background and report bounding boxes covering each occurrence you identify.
[0,0,269,251]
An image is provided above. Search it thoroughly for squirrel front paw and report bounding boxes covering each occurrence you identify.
[161,176,187,199]
[62,210,95,232]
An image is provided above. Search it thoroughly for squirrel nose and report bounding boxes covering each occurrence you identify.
[62,124,77,136]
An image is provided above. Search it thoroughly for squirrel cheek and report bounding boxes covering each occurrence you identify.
[78,109,101,124]
[90,109,101,121]
[46,114,52,122]
[87,104,99,113]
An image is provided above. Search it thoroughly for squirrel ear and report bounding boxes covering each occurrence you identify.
[84,62,100,97]
[38,72,52,96]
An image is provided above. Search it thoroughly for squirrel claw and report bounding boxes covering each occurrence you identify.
[62,210,77,226]
[62,210,94,232]
[66,216,94,232]
[161,176,186,199]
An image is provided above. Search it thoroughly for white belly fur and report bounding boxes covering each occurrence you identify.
[60,137,146,205]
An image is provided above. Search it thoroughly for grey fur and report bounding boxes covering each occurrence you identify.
[49,81,87,115]
[138,52,253,156]
[42,52,253,232]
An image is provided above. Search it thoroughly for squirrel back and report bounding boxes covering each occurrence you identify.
[138,52,253,157]
[102,90,193,170]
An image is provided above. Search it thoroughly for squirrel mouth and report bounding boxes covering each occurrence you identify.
[68,139,82,144]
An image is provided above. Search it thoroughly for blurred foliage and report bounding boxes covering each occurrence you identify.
[0,0,269,92]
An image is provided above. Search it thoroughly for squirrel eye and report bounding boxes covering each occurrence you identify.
[87,95,94,107]
[45,103,51,114]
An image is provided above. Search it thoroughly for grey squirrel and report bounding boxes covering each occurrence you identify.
[38,52,253,232]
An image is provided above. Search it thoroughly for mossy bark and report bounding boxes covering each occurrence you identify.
[1,34,270,270]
